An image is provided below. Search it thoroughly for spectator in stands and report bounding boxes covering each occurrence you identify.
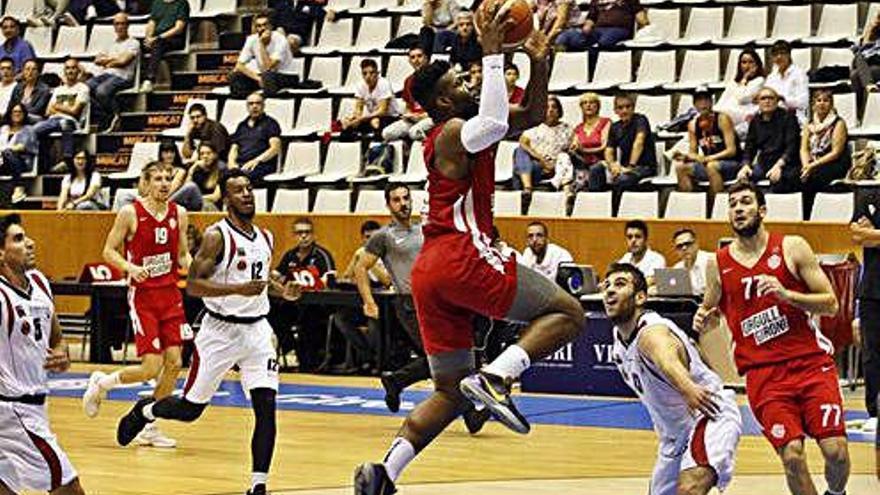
[513,96,573,194]
[156,140,199,211]
[536,0,586,52]
[800,89,851,215]
[852,9,880,113]
[673,87,741,203]
[182,142,224,211]
[0,17,35,72]
[670,228,710,296]
[0,58,17,115]
[0,103,37,204]
[229,13,301,99]
[449,11,481,70]
[467,60,481,102]
[141,0,190,93]
[181,103,229,162]
[57,150,105,210]
[228,92,282,183]
[341,59,400,139]
[8,59,50,124]
[568,92,610,192]
[87,12,139,131]
[270,0,327,54]
[715,48,765,139]
[618,219,666,287]
[505,62,525,105]
[590,93,657,191]
[738,86,802,193]
[765,40,809,124]
[33,58,89,170]
[382,45,433,142]
[272,217,336,371]
[421,0,461,54]
[522,221,574,281]
[582,0,649,75]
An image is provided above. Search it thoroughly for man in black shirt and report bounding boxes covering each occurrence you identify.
[737,86,802,193]
[589,93,656,191]
[228,93,282,184]
[449,12,481,70]
[851,190,880,437]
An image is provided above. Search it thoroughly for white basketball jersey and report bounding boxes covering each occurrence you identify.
[0,271,54,397]
[203,218,273,318]
[613,311,726,440]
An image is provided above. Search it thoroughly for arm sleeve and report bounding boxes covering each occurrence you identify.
[460,54,510,153]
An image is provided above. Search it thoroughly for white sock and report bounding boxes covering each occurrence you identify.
[483,345,531,380]
[98,371,121,390]
[251,472,267,488]
[142,403,155,421]
[382,437,415,482]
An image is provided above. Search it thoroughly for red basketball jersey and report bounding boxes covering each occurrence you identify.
[717,232,833,374]
[125,199,180,289]
[422,121,497,245]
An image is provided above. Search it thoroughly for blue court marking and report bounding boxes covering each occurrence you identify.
[48,373,875,443]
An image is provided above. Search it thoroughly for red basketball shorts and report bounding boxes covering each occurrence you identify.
[745,353,846,449]
[128,284,188,356]
[411,236,518,356]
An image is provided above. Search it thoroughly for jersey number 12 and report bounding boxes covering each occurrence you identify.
[251,261,264,280]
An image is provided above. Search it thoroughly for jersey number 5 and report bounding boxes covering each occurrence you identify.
[154,227,168,245]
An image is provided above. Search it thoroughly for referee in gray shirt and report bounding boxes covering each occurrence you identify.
[354,183,488,434]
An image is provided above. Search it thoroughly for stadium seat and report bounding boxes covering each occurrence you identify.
[272,189,310,213]
[312,189,352,213]
[620,51,675,91]
[812,48,855,87]
[264,142,322,183]
[625,8,679,46]
[4,0,32,20]
[664,191,707,219]
[617,191,659,218]
[396,16,423,37]
[385,55,412,93]
[254,189,268,213]
[759,5,811,44]
[51,25,87,59]
[512,52,531,87]
[410,189,428,213]
[802,4,858,44]
[549,52,589,92]
[388,141,428,183]
[527,191,567,217]
[347,17,392,53]
[351,0,399,14]
[264,98,296,136]
[834,92,858,130]
[634,95,671,132]
[290,98,332,137]
[162,99,218,137]
[351,141,404,183]
[717,7,768,46]
[109,142,160,180]
[355,190,387,213]
[193,0,237,17]
[664,50,720,90]
[558,96,581,127]
[325,0,364,15]
[80,24,116,58]
[304,141,362,184]
[571,192,612,218]
[112,189,137,211]
[303,18,355,55]
[676,8,724,46]
[24,27,53,59]
[810,192,854,222]
[579,51,631,91]
[791,48,811,74]
[219,99,247,133]
[495,141,518,184]
[851,92,880,136]
[336,97,357,122]
[710,192,729,220]
[307,56,345,89]
[765,193,803,222]
[494,190,523,216]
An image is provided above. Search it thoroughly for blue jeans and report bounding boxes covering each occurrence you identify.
[33,116,78,160]
[587,163,652,192]
[512,147,551,190]
[170,182,204,212]
[87,73,132,127]
[560,26,632,78]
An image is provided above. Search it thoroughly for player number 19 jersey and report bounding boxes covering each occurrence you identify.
[204,219,273,319]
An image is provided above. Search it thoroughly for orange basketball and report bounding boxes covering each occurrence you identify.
[478,0,535,50]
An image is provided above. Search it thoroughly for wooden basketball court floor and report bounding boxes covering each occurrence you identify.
[36,364,878,495]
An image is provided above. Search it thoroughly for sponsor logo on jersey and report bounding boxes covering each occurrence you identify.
[237,259,247,271]
[771,423,786,439]
[741,305,790,345]
[169,218,177,230]
[767,254,781,270]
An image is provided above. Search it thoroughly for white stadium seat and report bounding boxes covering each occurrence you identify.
[527,191,567,217]
[571,192,613,218]
[264,142,322,183]
[765,193,803,222]
[494,190,523,216]
[810,193,854,222]
[304,141,362,184]
[617,192,659,219]
[312,189,352,213]
[664,191,707,219]
[272,189,310,213]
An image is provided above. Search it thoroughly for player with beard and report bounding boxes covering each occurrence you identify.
[352,7,585,495]
[115,169,301,495]
[604,262,741,495]
[695,181,850,495]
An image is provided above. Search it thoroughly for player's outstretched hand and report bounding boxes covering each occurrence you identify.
[129,264,150,283]
[683,384,720,420]
[474,1,516,55]
[692,305,719,333]
[523,29,550,62]
[44,347,70,373]
[238,280,268,296]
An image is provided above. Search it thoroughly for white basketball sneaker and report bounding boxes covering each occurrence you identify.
[134,423,177,448]
[861,416,877,433]
[82,371,107,418]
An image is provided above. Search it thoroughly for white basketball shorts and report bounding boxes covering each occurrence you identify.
[0,401,77,492]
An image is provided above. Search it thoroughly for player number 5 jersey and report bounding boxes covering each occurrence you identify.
[0,270,55,397]
[204,219,273,319]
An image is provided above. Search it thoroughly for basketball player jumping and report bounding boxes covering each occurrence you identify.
[695,182,850,495]
[604,262,741,495]
[0,214,85,495]
[83,161,191,448]
[353,8,585,494]
[115,169,300,495]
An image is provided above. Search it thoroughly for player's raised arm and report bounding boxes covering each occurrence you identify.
[767,236,838,316]
[186,228,266,298]
[176,205,192,272]
[638,325,720,419]
[103,205,148,282]
[694,253,721,333]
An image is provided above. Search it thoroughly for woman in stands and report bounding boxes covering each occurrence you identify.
[0,103,37,204]
[799,89,851,216]
[158,139,200,211]
[183,142,224,211]
[58,149,105,210]
[568,92,610,192]
[715,48,765,139]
